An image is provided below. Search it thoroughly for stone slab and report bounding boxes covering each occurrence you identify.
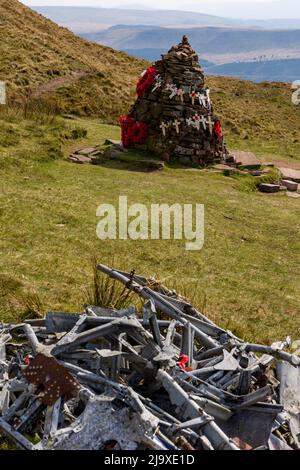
[259,183,280,193]
[104,139,122,147]
[76,147,98,156]
[233,151,261,169]
[69,154,91,164]
[278,168,300,183]
[281,180,298,191]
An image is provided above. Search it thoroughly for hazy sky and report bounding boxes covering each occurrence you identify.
[22,0,300,19]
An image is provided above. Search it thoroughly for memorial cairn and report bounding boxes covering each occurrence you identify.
[120,36,228,165]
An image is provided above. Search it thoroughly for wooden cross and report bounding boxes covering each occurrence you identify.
[205,89,211,109]
[160,121,168,136]
[192,114,201,131]
[206,116,213,135]
[190,90,199,105]
[173,119,181,134]
[200,115,207,130]
[177,88,185,102]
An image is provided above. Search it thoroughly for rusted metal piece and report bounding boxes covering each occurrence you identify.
[23,353,80,406]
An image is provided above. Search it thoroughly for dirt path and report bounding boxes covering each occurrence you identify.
[30,71,90,99]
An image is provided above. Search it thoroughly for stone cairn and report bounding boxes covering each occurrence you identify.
[120,36,228,165]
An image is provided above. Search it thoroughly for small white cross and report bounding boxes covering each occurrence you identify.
[200,115,207,130]
[166,84,178,99]
[186,117,194,127]
[152,75,163,92]
[173,119,181,134]
[192,114,201,131]
[199,94,207,107]
[160,121,168,136]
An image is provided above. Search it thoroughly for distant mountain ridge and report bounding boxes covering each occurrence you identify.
[121,48,300,82]
[34,5,300,32]
[81,25,300,62]
[80,25,300,82]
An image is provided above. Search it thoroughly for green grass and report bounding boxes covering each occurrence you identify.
[0,111,299,345]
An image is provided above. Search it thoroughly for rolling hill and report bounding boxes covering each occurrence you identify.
[0,0,146,121]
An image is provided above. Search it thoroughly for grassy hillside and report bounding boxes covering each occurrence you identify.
[0,0,146,121]
[1,0,300,163]
[0,108,299,346]
[207,76,300,164]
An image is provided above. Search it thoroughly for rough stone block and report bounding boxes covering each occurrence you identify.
[278,168,300,183]
[281,180,299,191]
[259,183,280,193]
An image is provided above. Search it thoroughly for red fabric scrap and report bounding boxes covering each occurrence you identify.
[24,356,31,365]
[136,67,157,98]
[178,354,189,371]
[214,120,222,141]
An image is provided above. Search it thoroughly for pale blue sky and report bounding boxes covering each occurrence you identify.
[22,0,300,19]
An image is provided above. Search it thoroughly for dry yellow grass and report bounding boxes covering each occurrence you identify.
[0,0,146,122]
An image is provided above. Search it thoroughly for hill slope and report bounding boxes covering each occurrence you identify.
[1,0,300,158]
[0,0,146,121]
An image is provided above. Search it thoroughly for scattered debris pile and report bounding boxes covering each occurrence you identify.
[1,264,299,450]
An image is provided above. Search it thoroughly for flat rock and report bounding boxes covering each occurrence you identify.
[104,139,122,147]
[278,168,300,183]
[233,151,261,169]
[281,180,298,191]
[69,154,92,164]
[250,170,262,177]
[89,150,102,157]
[76,147,98,156]
[259,183,280,193]
[212,164,233,171]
